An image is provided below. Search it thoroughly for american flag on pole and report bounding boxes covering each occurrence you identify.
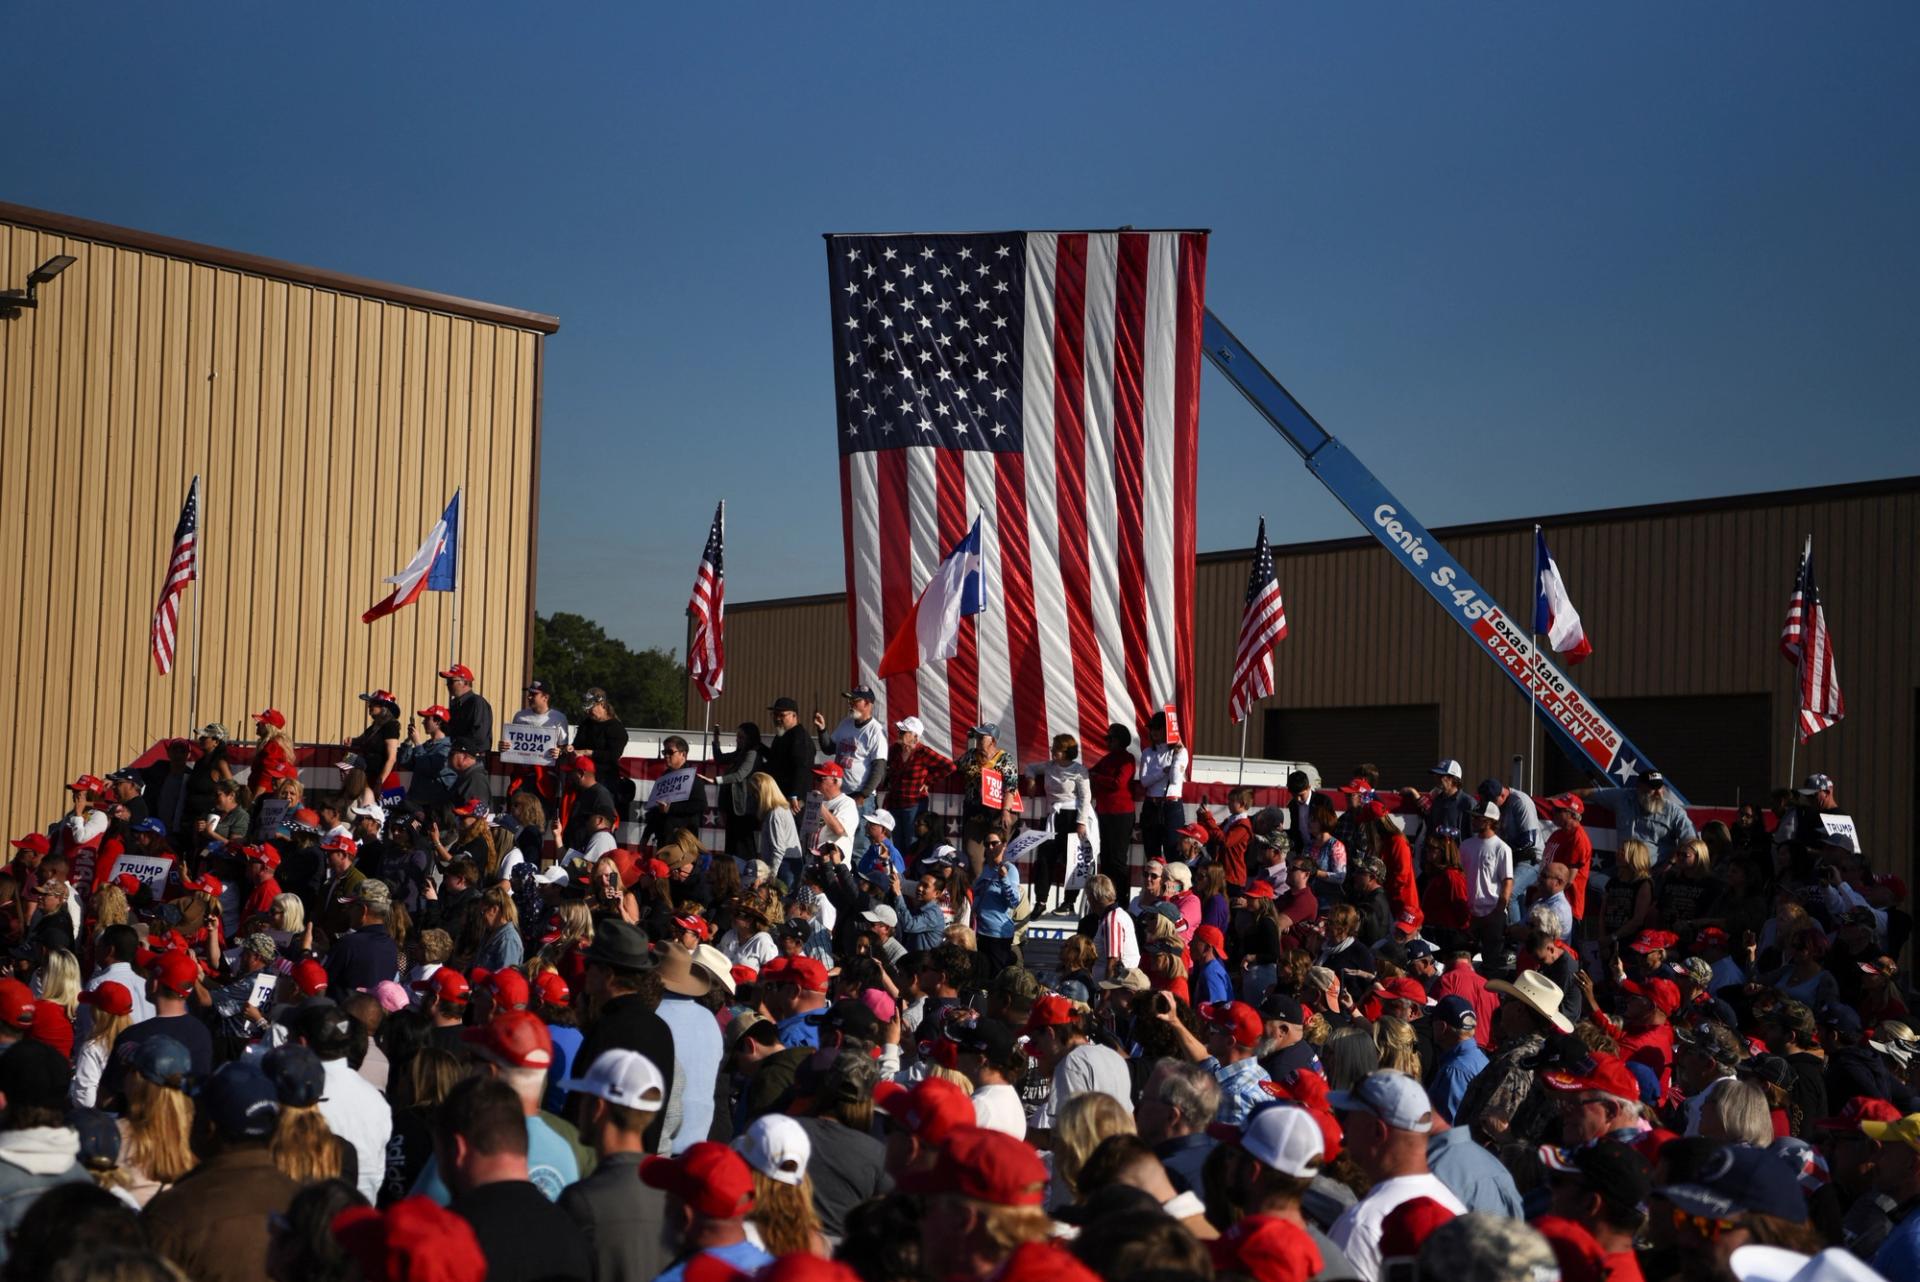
[1230,518,1287,724]
[150,475,199,675]
[688,501,725,702]
[1779,535,1843,742]
[826,231,1207,764]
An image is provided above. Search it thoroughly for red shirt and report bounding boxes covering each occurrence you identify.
[1546,824,1594,917]
[1378,833,1421,925]
[244,878,282,921]
[1089,751,1137,815]
[1602,1250,1645,1282]
[887,744,955,806]
[27,1004,73,1059]
[1197,809,1252,886]
[1421,868,1471,931]
[1437,958,1498,1047]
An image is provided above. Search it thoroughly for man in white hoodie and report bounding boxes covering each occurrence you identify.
[0,1040,88,1267]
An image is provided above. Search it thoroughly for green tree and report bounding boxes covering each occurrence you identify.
[532,612,687,728]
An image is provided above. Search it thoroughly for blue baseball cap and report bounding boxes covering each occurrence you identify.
[131,1035,193,1089]
[1659,1144,1808,1223]
[1404,939,1437,961]
[262,1044,326,1109]
[842,686,877,702]
[131,818,166,836]
[1819,1004,1864,1036]
[1433,995,1478,1030]
[970,723,1001,740]
[194,1061,281,1142]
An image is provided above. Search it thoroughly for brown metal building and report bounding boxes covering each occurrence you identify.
[694,476,1919,880]
[0,202,555,840]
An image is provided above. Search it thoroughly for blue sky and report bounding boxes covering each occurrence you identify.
[11,5,1917,653]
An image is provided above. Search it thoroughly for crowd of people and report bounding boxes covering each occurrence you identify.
[0,674,1913,1282]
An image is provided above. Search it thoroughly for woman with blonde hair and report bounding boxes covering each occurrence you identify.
[1051,1090,1135,1208]
[752,772,803,884]
[735,1115,830,1257]
[253,709,297,781]
[71,981,134,1108]
[1603,838,1656,947]
[264,1044,350,1184]
[89,883,129,935]
[589,854,640,924]
[541,899,596,986]
[270,892,306,947]
[471,884,523,971]
[1372,1014,1422,1078]
[1700,1077,1774,1146]
[31,949,79,1058]
[118,1036,198,1205]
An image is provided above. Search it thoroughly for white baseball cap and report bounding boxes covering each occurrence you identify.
[1477,800,1501,821]
[1210,1102,1325,1176]
[894,716,925,736]
[558,1049,665,1110]
[1327,1070,1436,1133]
[862,904,899,929]
[1730,1247,1886,1282]
[867,809,896,832]
[347,801,387,824]
[734,1114,811,1186]
[1429,759,1464,780]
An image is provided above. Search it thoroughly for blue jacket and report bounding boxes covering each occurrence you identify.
[974,863,1021,939]
[325,924,398,998]
[892,890,949,954]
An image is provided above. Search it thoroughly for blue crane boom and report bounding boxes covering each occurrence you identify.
[1200,309,1679,800]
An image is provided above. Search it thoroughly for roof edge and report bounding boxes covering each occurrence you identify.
[0,200,560,335]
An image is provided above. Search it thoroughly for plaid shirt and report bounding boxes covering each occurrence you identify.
[1206,1054,1274,1127]
[888,744,955,805]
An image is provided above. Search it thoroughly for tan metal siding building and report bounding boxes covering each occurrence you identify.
[0,202,555,840]
[695,478,1919,879]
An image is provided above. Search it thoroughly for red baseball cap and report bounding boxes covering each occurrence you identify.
[1209,1214,1325,1282]
[414,968,471,1006]
[729,965,759,989]
[113,872,143,897]
[181,871,224,898]
[1531,1216,1607,1282]
[1627,929,1680,954]
[1200,1001,1264,1049]
[533,971,571,1007]
[1256,1077,1342,1162]
[292,958,330,997]
[67,775,105,794]
[331,1196,487,1282]
[673,913,713,941]
[1379,977,1430,1007]
[1620,977,1681,1016]
[438,664,475,682]
[468,967,492,988]
[1695,926,1729,948]
[1192,925,1227,955]
[811,762,843,779]
[289,807,323,830]
[321,834,358,856]
[1020,993,1077,1035]
[1542,1051,1641,1099]
[451,798,489,818]
[1543,793,1586,817]
[416,705,451,722]
[462,1010,553,1069]
[897,1125,1049,1206]
[1378,1196,1457,1258]
[1815,1096,1905,1132]
[487,969,531,1011]
[153,952,201,997]
[761,956,829,994]
[80,981,133,1018]
[1176,823,1211,843]
[7,834,49,855]
[1246,881,1276,900]
[247,846,282,871]
[252,708,286,729]
[874,1078,975,1144]
[0,980,35,1030]
[640,1141,756,1219]
[1362,798,1391,822]
[566,756,598,774]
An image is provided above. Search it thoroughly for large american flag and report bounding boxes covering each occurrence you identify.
[1779,535,1842,741]
[826,231,1207,764]
[687,501,725,703]
[150,475,199,675]
[1230,517,1287,724]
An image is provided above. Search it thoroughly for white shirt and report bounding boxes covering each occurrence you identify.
[62,811,109,845]
[1027,762,1094,815]
[511,707,571,731]
[720,929,779,972]
[319,1057,394,1204]
[973,1083,1028,1140]
[565,830,618,867]
[1094,906,1141,976]
[1329,1172,1467,1282]
[1460,835,1515,917]
[1051,1042,1133,1115]
[1138,744,1186,799]
[818,794,859,859]
[76,962,156,1046]
[827,716,888,793]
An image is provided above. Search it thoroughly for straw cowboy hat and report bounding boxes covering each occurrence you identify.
[1486,970,1575,1034]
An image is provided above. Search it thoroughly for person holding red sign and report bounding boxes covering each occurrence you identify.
[956,725,1019,879]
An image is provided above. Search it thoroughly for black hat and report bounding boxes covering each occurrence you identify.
[585,921,658,973]
[768,697,800,714]
[68,1107,121,1171]
[1658,1144,1808,1223]
[1259,992,1305,1025]
[195,1061,280,1142]
[1738,1054,1796,1090]
[449,738,486,758]
[0,1041,69,1112]
[950,1017,1017,1062]
[524,679,550,694]
[1637,770,1667,788]
[262,1044,326,1109]
[843,687,877,703]
[805,1000,881,1042]
[1545,1138,1651,1211]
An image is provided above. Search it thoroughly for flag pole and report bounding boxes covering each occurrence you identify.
[450,489,463,666]
[189,475,204,729]
[1528,524,1539,799]
[1236,716,1249,787]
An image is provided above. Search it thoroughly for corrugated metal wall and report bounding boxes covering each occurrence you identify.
[0,211,548,841]
[700,482,1918,878]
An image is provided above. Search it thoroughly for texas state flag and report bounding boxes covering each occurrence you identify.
[362,492,461,624]
[1534,527,1592,664]
[878,516,984,678]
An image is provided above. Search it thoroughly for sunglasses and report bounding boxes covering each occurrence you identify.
[1669,1207,1738,1238]
[985,840,1005,850]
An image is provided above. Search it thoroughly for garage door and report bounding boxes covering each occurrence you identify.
[1263,705,1441,791]
[1539,694,1770,805]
